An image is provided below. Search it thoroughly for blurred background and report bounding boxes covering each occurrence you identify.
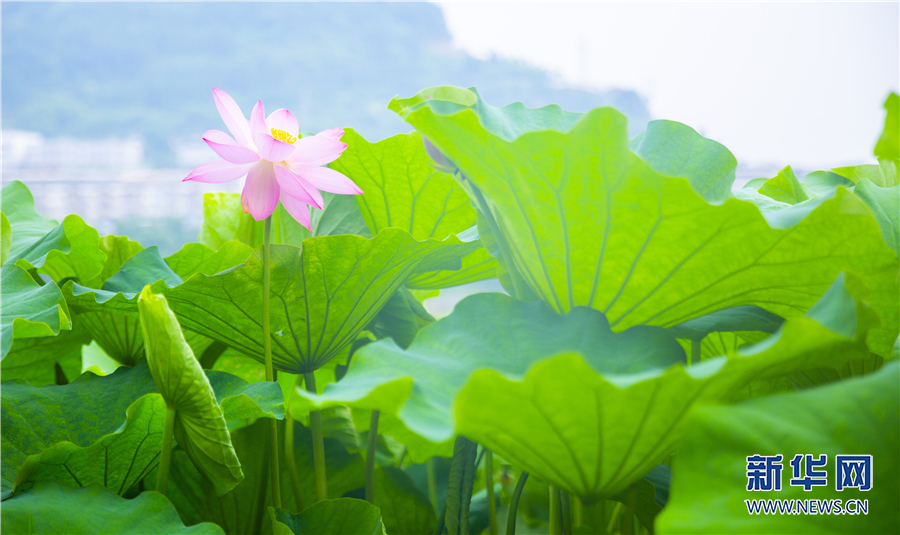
[2,1,898,255]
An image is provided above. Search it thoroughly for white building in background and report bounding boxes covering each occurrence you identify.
[2,130,145,169]
[1,131,239,241]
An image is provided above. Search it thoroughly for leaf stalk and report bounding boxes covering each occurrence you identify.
[506,471,528,535]
[365,409,380,503]
[485,449,497,535]
[549,484,562,535]
[155,405,176,496]
[304,371,328,501]
[284,374,304,511]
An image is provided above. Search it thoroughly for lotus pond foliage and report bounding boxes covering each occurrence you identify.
[0,88,897,535]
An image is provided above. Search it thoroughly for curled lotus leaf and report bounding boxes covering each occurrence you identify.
[139,287,243,496]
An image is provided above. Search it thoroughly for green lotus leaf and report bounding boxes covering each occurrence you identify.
[65,229,473,373]
[1,263,71,358]
[756,166,810,204]
[668,305,783,341]
[159,229,475,373]
[656,362,899,534]
[206,369,285,421]
[13,393,167,496]
[0,362,157,498]
[78,311,145,366]
[368,286,435,349]
[198,191,367,253]
[267,499,386,535]
[390,87,899,357]
[610,464,671,532]
[292,292,686,462]
[310,191,371,238]
[139,287,243,496]
[165,240,253,280]
[166,419,364,535]
[199,193,312,250]
[874,92,899,161]
[372,466,438,535]
[630,119,737,204]
[65,242,246,364]
[1,480,224,534]
[1,181,58,262]
[2,320,91,387]
[680,331,770,367]
[72,246,180,364]
[64,240,249,314]
[1,358,282,499]
[329,128,496,289]
[8,213,105,285]
[832,162,898,188]
[450,274,878,499]
[800,171,856,199]
[93,234,145,285]
[852,178,898,252]
[1,211,11,264]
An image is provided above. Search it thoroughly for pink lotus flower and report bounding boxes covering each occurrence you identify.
[184,88,362,228]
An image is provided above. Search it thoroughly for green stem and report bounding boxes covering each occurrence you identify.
[263,216,282,508]
[689,338,701,367]
[622,485,638,535]
[606,502,623,534]
[506,471,529,535]
[365,410,380,503]
[582,499,607,535]
[485,450,497,535]
[156,406,176,496]
[560,491,571,535]
[427,458,438,512]
[284,374,304,512]
[304,371,328,501]
[549,485,562,535]
[572,496,583,529]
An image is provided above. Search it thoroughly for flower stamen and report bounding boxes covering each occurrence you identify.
[271,128,297,144]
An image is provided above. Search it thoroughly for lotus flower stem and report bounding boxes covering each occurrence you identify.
[365,409,380,503]
[304,371,328,501]
[426,458,438,512]
[284,374,305,511]
[549,485,562,535]
[485,449,497,534]
[506,471,528,535]
[156,405,176,496]
[262,215,282,508]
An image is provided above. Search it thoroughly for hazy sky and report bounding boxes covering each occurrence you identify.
[438,2,899,169]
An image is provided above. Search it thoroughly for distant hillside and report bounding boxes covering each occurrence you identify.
[1,2,649,167]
